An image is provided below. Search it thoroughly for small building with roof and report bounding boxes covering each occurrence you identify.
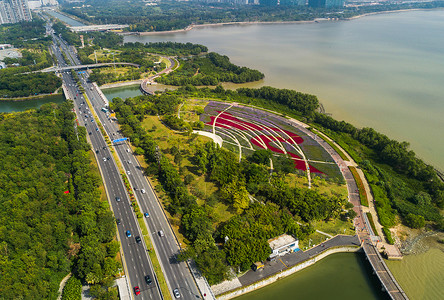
[267,234,299,259]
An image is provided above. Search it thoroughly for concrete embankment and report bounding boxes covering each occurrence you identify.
[216,246,360,300]
[99,80,143,89]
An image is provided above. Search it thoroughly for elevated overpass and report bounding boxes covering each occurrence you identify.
[41,62,140,73]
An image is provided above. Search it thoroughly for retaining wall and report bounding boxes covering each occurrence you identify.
[217,246,361,300]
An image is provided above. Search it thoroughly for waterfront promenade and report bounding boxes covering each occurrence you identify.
[305,128,408,300]
[211,105,408,300]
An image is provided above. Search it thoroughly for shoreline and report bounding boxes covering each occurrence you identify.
[122,8,442,36]
[0,93,63,102]
[215,245,361,300]
[99,79,143,89]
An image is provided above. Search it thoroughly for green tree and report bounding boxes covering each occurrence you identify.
[405,213,425,229]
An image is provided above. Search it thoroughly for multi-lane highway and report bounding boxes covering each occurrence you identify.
[52,37,162,300]
[80,57,201,300]
[51,31,201,299]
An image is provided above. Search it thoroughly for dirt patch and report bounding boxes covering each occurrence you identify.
[392,224,444,255]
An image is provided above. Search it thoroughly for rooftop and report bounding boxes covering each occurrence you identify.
[267,234,297,250]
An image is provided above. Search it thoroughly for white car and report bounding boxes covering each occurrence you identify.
[141,189,146,194]
[173,289,180,298]
[126,171,131,175]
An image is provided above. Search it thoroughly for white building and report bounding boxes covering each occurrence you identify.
[267,234,299,259]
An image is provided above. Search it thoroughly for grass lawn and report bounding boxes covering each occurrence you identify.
[179,99,208,123]
[299,232,329,250]
[88,150,109,203]
[99,66,133,76]
[312,219,355,236]
[162,57,171,68]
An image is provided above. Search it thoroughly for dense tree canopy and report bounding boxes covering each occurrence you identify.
[0,101,119,299]
[156,52,264,86]
[0,73,61,98]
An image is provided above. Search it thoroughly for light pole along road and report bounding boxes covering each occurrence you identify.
[52,36,161,300]
[82,65,201,300]
[54,33,202,299]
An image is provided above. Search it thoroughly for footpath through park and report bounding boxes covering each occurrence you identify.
[210,106,408,300]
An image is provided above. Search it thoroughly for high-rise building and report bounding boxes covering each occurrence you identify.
[0,0,32,25]
[325,0,343,8]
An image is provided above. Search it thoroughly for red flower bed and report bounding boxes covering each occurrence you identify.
[207,111,322,173]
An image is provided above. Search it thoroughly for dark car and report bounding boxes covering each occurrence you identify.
[145,275,152,285]
[89,132,92,135]
[116,218,121,225]
[95,150,99,154]
[134,286,140,296]
[135,236,142,244]
[115,197,121,202]
[107,157,111,160]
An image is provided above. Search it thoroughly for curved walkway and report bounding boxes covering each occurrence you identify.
[57,273,71,300]
[140,56,178,95]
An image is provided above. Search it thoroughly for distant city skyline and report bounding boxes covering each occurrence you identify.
[0,0,32,24]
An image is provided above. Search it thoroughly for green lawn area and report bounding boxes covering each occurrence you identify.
[100,66,133,76]
[299,219,355,250]
[312,219,355,236]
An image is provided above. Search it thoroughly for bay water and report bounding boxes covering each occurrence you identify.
[124,10,444,171]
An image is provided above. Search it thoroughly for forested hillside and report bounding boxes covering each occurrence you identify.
[156,52,264,86]
[0,102,119,299]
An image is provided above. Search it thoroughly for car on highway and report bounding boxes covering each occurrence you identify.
[134,286,140,296]
[115,197,121,202]
[141,189,146,194]
[96,128,99,131]
[116,218,121,225]
[107,157,111,160]
[145,275,152,285]
[95,150,99,154]
[173,288,180,298]
[127,171,131,175]
[102,157,106,161]
[126,230,131,237]
[89,132,92,135]
[158,230,164,237]
[144,212,149,218]
[135,236,141,244]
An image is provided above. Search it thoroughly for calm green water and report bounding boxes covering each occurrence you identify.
[102,84,142,101]
[101,83,177,101]
[124,9,444,171]
[45,10,85,27]
[236,253,389,300]
[386,246,444,300]
[0,95,65,113]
